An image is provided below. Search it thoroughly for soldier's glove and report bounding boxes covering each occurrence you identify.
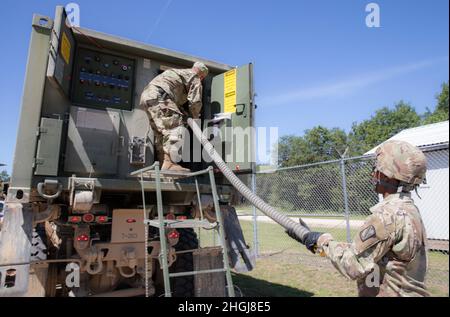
[303,231,324,254]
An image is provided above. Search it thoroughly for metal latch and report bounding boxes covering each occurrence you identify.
[235,104,246,116]
[36,127,48,136]
[33,158,45,168]
[69,177,102,212]
[129,136,146,165]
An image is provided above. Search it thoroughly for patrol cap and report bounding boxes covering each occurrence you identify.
[374,140,427,185]
[192,62,209,77]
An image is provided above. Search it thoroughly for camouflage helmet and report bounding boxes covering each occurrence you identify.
[374,140,427,185]
[192,62,208,77]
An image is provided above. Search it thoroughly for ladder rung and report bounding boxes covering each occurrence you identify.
[169,268,227,278]
[137,167,212,180]
[145,219,217,229]
[159,168,211,177]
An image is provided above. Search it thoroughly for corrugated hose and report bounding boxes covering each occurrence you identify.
[187,118,311,242]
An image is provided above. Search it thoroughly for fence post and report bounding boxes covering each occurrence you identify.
[251,172,259,257]
[340,158,352,243]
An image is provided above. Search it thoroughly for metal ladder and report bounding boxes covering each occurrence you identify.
[130,162,235,297]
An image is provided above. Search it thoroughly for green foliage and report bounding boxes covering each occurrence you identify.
[277,82,448,167]
[0,170,9,182]
[344,161,379,215]
[278,126,348,167]
[348,101,421,155]
[422,82,449,125]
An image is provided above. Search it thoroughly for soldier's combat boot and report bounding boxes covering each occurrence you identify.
[161,154,191,173]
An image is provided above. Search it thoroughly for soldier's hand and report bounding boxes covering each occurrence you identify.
[190,109,201,119]
[303,231,325,254]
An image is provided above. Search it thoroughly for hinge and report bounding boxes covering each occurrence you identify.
[36,127,48,136]
[33,158,45,168]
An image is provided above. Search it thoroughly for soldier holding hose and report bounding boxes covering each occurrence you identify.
[287,140,430,297]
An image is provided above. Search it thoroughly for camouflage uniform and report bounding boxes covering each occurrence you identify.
[139,65,205,160]
[317,141,429,296]
[318,192,429,297]
[299,140,430,297]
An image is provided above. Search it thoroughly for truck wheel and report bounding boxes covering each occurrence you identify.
[170,228,198,297]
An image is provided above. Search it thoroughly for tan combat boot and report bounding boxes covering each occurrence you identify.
[161,154,191,173]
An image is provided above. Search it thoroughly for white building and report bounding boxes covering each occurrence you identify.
[366,121,449,244]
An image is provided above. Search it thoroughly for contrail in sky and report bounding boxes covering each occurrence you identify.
[262,57,449,106]
[145,0,173,42]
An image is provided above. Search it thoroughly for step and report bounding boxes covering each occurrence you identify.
[144,219,217,229]
[169,268,227,278]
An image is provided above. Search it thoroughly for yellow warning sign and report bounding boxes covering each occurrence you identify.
[61,32,71,65]
[224,69,237,113]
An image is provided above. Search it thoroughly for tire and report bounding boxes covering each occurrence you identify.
[170,228,199,297]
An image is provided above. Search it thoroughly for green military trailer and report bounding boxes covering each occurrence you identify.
[0,6,256,297]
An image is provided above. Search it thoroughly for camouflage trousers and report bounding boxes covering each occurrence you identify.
[141,85,184,162]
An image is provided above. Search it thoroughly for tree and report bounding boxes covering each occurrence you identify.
[0,170,9,182]
[304,126,349,161]
[348,101,421,155]
[422,82,449,125]
[277,126,349,167]
[266,83,446,217]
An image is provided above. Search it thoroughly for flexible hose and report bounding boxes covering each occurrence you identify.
[187,118,311,242]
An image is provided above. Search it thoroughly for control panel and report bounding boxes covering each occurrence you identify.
[71,48,135,110]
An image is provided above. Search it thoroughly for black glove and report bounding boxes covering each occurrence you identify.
[303,231,324,253]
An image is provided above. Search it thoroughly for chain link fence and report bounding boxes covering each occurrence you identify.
[237,145,449,296]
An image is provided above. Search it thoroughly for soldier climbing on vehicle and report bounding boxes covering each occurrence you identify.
[140,62,209,172]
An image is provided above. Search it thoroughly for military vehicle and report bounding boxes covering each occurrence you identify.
[0,6,257,297]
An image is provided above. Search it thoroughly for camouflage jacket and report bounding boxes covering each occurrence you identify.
[145,68,203,117]
[320,192,430,297]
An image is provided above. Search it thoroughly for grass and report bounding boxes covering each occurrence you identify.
[197,219,449,297]
[232,256,358,297]
[235,207,369,221]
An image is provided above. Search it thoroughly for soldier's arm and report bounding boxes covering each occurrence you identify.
[187,78,203,118]
[319,213,396,280]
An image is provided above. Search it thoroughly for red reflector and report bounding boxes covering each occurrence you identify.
[76,234,89,242]
[82,213,95,223]
[96,216,108,223]
[126,218,136,223]
[176,216,187,220]
[166,213,175,220]
[168,230,179,239]
[68,216,82,223]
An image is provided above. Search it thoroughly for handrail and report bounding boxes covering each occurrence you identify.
[130,163,213,179]
[129,162,158,176]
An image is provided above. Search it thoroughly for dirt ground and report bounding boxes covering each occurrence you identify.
[232,252,449,297]
[200,219,449,297]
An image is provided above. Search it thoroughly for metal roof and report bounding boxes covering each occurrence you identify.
[73,27,234,74]
[365,121,449,155]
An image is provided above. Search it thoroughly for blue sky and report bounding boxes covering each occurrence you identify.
[0,0,448,172]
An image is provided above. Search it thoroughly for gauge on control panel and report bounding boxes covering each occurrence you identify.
[71,48,135,111]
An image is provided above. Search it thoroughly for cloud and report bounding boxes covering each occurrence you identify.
[262,57,448,105]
